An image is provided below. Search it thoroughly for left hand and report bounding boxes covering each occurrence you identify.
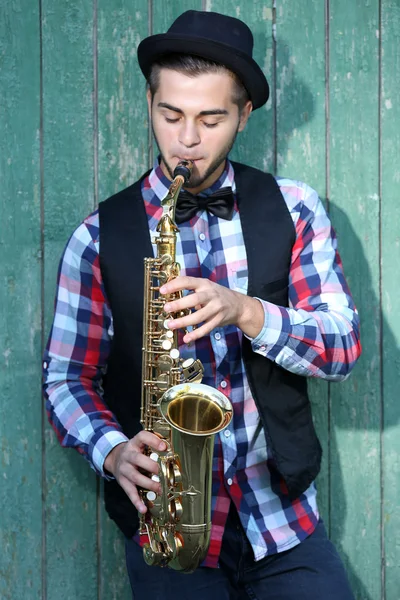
[160,276,264,343]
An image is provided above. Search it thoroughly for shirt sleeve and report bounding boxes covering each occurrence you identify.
[42,212,128,477]
[250,181,362,380]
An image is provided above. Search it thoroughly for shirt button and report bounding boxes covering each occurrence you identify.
[199,233,206,241]
[43,361,48,369]
[227,478,233,486]
[224,430,231,438]
[214,332,221,340]
[220,380,227,389]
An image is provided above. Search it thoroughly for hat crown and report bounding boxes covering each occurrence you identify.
[137,10,269,109]
[167,10,254,57]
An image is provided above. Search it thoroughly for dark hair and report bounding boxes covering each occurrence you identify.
[147,54,250,113]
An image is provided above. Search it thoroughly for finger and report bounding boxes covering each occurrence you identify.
[131,451,162,476]
[167,306,211,331]
[160,276,203,295]
[120,448,160,476]
[120,463,161,494]
[183,316,221,343]
[118,474,147,514]
[163,291,205,314]
[132,431,167,452]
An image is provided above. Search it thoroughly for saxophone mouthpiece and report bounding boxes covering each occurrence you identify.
[173,160,193,183]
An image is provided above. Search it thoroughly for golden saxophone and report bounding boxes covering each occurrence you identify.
[139,159,233,573]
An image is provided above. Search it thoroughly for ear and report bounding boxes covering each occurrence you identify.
[238,100,253,132]
[146,88,153,120]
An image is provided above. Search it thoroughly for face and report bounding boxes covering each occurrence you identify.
[147,69,252,193]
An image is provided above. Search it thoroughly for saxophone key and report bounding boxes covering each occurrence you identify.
[161,339,172,351]
[157,354,174,372]
[170,348,180,360]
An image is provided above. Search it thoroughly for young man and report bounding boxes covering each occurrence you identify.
[43,10,361,600]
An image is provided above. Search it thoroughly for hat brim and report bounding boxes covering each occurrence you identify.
[137,34,269,110]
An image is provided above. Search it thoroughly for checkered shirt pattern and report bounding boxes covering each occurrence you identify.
[43,159,361,567]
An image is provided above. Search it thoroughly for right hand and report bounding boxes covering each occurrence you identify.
[104,431,167,514]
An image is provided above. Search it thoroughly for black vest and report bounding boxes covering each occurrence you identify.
[99,162,322,538]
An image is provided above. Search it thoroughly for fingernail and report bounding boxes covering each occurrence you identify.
[139,503,147,514]
[164,303,170,311]
[159,442,166,451]
[160,286,166,294]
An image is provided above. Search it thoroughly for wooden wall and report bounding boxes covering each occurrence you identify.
[1,1,399,598]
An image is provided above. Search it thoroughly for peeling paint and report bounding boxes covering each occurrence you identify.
[263,7,273,20]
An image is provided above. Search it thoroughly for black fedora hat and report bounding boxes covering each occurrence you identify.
[137,10,269,110]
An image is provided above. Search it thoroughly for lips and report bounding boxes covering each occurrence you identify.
[177,157,203,162]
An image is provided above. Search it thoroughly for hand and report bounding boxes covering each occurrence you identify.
[104,431,167,514]
[160,276,264,343]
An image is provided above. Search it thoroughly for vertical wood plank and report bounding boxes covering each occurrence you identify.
[206,0,275,173]
[328,1,381,598]
[0,2,42,598]
[381,2,400,598]
[42,1,98,598]
[275,0,330,523]
[97,2,149,597]
[97,0,151,202]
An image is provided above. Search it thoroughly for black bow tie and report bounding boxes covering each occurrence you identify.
[174,186,235,224]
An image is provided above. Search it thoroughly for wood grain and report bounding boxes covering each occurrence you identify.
[1,1,399,598]
[0,2,42,598]
[328,1,381,598]
[381,2,400,599]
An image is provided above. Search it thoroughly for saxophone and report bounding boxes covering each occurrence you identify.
[139,160,233,573]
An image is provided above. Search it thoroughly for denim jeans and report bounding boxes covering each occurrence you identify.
[125,504,355,600]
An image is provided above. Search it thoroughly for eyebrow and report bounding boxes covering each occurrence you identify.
[157,102,228,116]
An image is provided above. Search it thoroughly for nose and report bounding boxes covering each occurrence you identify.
[178,120,200,148]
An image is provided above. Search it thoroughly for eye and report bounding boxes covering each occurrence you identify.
[165,117,180,123]
[203,122,219,129]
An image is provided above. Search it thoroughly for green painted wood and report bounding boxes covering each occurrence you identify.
[2,2,400,599]
[275,0,330,524]
[0,2,42,598]
[381,2,400,598]
[42,1,98,598]
[328,2,381,598]
[209,0,274,173]
[96,2,149,597]
[97,0,151,202]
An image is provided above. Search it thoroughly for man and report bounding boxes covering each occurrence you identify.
[43,10,361,600]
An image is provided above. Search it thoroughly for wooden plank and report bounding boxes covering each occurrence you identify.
[328,1,381,598]
[96,1,149,597]
[97,0,152,202]
[275,0,329,524]
[207,0,275,173]
[0,2,42,598]
[42,1,98,598]
[381,2,400,598]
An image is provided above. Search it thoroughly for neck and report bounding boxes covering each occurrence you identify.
[160,159,226,195]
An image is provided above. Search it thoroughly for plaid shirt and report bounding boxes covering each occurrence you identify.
[43,159,361,567]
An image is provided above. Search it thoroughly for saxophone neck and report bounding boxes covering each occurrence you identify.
[160,160,194,223]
